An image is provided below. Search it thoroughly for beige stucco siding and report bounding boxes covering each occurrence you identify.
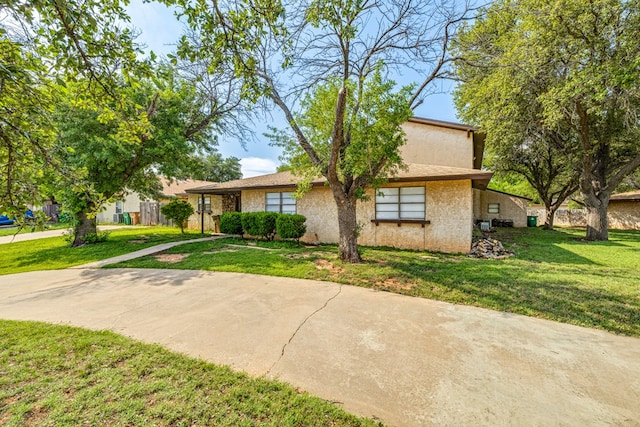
[216,182,474,253]
[358,180,473,253]
[186,194,222,231]
[242,188,340,243]
[399,122,474,169]
[607,202,640,230]
[297,187,340,243]
[96,193,143,223]
[473,189,528,227]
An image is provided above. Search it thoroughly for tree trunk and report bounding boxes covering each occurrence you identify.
[585,202,608,241]
[543,204,557,230]
[72,209,97,247]
[335,195,362,263]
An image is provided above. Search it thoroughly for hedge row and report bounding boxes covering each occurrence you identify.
[219,212,307,241]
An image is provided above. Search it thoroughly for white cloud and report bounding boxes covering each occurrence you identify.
[240,157,278,178]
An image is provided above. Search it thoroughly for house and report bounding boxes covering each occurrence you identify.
[526,190,640,230]
[607,190,640,230]
[183,117,529,253]
[473,189,531,228]
[96,178,216,225]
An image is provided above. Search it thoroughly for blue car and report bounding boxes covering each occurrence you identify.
[0,215,14,226]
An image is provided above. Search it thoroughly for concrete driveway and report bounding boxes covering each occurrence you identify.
[1,268,639,426]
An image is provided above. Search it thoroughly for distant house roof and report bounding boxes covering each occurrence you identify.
[185,163,493,195]
[610,190,640,202]
[160,178,218,198]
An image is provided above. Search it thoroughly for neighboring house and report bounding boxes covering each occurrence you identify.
[606,190,640,230]
[184,117,530,253]
[527,190,640,230]
[96,178,216,225]
[473,189,531,228]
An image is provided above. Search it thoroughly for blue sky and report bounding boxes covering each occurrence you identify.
[126,0,460,176]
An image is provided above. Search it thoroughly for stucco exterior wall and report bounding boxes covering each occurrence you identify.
[240,188,341,242]
[399,121,474,169]
[213,181,474,253]
[357,180,472,252]
[608,202,640,230]
[528,203,640,230]
[473,189,528,227]
[186,194,222,232]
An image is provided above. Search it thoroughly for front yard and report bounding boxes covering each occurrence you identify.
[0,227,206,275]
[110,228,640,337]
[0,320,378,426]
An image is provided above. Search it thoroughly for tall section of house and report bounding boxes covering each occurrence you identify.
[185,117,497,253]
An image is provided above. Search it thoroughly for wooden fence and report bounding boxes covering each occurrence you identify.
[139,202,172,226]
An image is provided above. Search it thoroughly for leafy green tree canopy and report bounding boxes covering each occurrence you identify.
[454,0,640,239]
[191,152,242,182]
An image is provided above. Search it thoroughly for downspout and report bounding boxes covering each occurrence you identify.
[200,193,205,234]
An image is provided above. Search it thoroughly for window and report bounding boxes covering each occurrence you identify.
[115,201,123,214]
[487,203,500,214]
[375,187,425,220]
[198,196,211,213]
[266,192,296,214]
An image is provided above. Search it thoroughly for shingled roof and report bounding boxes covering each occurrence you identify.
[610,190,640,201]
[185,163,493,195]
[160,178,218,198]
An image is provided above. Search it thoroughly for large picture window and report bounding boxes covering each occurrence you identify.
[266,192,296,214]
[375,187,425,220]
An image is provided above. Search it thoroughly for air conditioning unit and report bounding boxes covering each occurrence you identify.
[480,221,491,232]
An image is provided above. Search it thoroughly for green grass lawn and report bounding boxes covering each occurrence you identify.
[0,320,377,427]
[110,228,640,337]
[0,226,206,275]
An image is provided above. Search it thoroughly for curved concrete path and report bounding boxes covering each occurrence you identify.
[1,268,639,426]
[0,225,132,245]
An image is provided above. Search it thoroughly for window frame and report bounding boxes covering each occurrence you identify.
[487,203,500,214]
[373,186,430,227]
[265,191,297,214]
[197,196,212,213]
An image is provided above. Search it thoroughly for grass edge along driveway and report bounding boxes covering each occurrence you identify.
[0,320,379,427]
[110,228,640,338]
[0,226,208,275]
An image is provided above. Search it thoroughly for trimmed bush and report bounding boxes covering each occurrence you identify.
[242,211,279,240]
[276,214,307,242]
[160,199,194,234]
[219,212,243,235]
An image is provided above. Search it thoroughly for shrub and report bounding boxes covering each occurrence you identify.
[160,199,194,234]
[242,211,279,240]
[276,214,307,242]
[219,212,243,235]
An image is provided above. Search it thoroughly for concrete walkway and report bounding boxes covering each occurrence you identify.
[0,225,131,245]
[1,268,639,426]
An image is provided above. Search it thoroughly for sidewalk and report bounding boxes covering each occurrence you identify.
[0,225,130,245]
[74,236,223,268]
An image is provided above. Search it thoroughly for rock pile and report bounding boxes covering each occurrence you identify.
[469,238,514,259]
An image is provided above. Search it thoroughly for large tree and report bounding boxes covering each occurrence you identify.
[454,0,640,240]
[53,67,238,246]
[161,0,475,262]
[191,152,242,182]
[0,0,146,219]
